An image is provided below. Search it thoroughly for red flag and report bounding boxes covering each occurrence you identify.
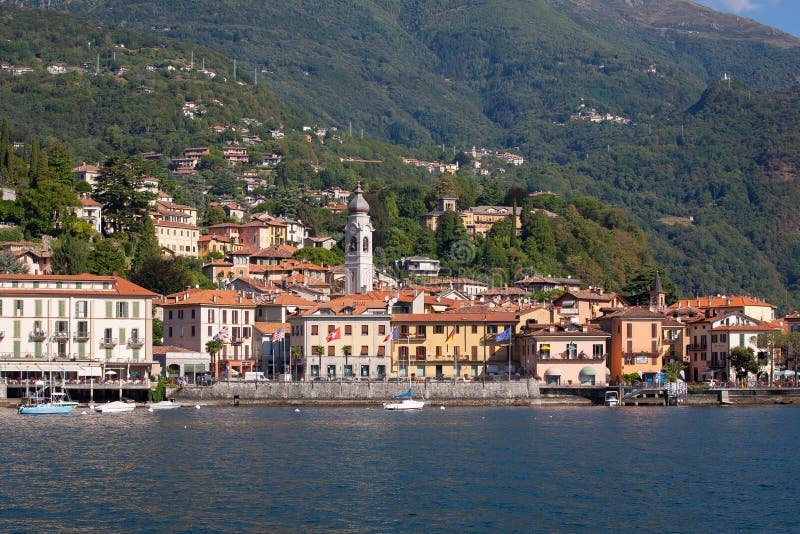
[326,327,341,342]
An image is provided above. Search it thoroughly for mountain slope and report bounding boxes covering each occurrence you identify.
[0,6,307,160]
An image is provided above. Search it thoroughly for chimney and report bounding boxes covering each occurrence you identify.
[212,295,217,303]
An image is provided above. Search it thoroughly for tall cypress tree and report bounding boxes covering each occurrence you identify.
[28,137,40,188]
[131,217,161,272]
[0,118,9,176]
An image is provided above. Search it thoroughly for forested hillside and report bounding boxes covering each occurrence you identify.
[2,3,800,309]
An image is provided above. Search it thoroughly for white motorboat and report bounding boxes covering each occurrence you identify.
[384,388,425,411]
[148,399,182,410]
[604,391,620,407]
[94,401,135,413]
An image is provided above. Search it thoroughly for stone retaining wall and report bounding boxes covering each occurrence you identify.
[174,380,539,403]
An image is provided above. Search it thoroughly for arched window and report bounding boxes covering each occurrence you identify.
[362,236,369,252]
[349,236,357,251]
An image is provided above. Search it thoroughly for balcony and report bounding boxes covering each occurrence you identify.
[229,337,244,345]
[53,331,70,341]
[99,337,118,349]
[559,307,579,316]
[710,359,727,369]
[29,330,46,341]
[127,337,145,349]
[73,331,90,342]
[687,344,708,351]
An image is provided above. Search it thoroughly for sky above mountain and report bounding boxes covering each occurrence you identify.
[694,0,800,37]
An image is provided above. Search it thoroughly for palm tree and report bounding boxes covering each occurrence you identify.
[342,345,352,377]
[290,345,302,380]
[206,339,224,379]
[313,345,324,378]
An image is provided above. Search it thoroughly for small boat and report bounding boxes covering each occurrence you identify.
[18,382,78,415]
[148,399,182,410]
[384,388,425,411]
[95,400,136,414]
[604,390,620,407]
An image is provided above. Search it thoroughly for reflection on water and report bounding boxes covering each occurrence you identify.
[1,405,799,532]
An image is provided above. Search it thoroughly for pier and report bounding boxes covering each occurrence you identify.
[3,380,151,403]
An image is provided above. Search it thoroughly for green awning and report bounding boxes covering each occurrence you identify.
[579,366,596,376]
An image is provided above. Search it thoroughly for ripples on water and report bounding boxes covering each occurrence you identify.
[1,405,798,532]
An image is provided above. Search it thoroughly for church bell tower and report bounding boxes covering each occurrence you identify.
[344,183,374,294]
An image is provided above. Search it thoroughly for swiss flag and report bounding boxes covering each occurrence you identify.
[326,327,342,342]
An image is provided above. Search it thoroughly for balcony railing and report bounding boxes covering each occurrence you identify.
[29,331,46,341]
[229,337,244,345]
[710,359,727,369]
[53,331,70,340]
[559,307,579,315]
[99,337,118,349]
[127,338,145,349]
[687,344,708,351]
[73,332,90,342]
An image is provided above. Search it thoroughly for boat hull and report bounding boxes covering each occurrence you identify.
[383,399,425,411]
[95,401,135,413]
[19,403,76,414]
[148,401,182,410]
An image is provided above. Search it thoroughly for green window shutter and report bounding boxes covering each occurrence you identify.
[105,302,112,318]
[119,328,126,344]
[78,343,85,359]
[132,349,139,362]
[13,320,20,338]
[132,302,140,319]
[35,300,42,317]
[34,342,42,357]
[13,340,20,358]
[105,349,112,360]
[58,301,65,318]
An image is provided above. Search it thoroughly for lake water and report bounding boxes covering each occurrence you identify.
[1,405,798,532]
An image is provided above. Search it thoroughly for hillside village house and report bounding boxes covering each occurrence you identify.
[289,296,392,380]
[389,311,519,379]
[516,323,610,385]
[592,307,671,384]
[198,234,243,258]
[76,197,103,234]
[554,289,627,325]
[253,322,291,377]
[72,163,101,188]
[0,242,51,275]
[0,274,156,381]
[159,289,257,379]
[685,311,782,384]
[669,295,776,322]
[154,220,199,257]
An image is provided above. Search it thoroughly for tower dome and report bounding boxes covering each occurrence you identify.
[348,183,370,213]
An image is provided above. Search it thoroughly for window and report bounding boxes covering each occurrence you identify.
[328,346,335,356]
[222,310,227,323]
[58,301,65,318]
[311,325,319,335]
[417,325,426,338]
[436,346,442,357]
[361,325,369,336]
[133,302,140,318]
[208,309,215,322]
[539,344,551,358]
[168,327,173,337]
[651,323,657,338]
[191,309,196,319]
[328,325,335,333]
[131,328,140,341]
[472,325,478,334]
[208,326,213,337]
[178,310,184,320]
[244,311,249,324]
[191,326,196,337]
[104,328,113,342]
[232,311,238,324]
[399,346,409,359]
[345,324,352,335]
[361,365,370,377]
[400,325,409,337]
[344,365,353,377]
[593,344,604,358]
[35,300,42,317]
[378,324,386,335]
[487,325,498,334]
[567,343,577,359]
[377,346,385,356]
[76,301,88,318]
[311,365,319,377]
[416,346,426,358]
[627,340,633,353]
[434,325,444,334]
[471,346,477,358]
[117,302,129,318]
[627,323,633,337]
[77,321,88,337]
[360,345,368,355]
[14,300,23,316]
[169,310,173,320]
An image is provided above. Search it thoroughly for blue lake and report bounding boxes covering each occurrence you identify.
[1,405,797,532]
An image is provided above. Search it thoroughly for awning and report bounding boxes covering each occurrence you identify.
[579,366,596,376]
[543,367,560,376]
[78,366,102,377]
[605,367,611,376]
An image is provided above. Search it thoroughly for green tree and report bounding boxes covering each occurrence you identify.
[313,345,324,377]
[752,331,784,384]
[0,249,27,274]
[662,360,684,382]
[47,143,74,189]
[205,339,224,379]
[729,346,759,381]
[205,206,230,226]
[622,266,680,307]
[51,234,91,274]
[93,156,155,235]
[152,317,164,346]
[89,238,128,276]
[20,177,79,238]
[130,256,192,295]
[0,118,8,175]
[131,217,161,273]
[293,247,343,267]
[435,210,471,264]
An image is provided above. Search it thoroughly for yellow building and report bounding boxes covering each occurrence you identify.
[390,312,518,379]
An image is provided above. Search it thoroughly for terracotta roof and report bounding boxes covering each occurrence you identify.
[153,220,199,230]
[79,197,102,207]
[0,274,156,297]
[596,306,666,320]
[72,164,100,173]
[253,322,289,335]
[251,244,297,258]
[160,289,256,307]
[253,294,316,306]
[670,296,776,310]
[559,291,617,302]
[198,234,231,243]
